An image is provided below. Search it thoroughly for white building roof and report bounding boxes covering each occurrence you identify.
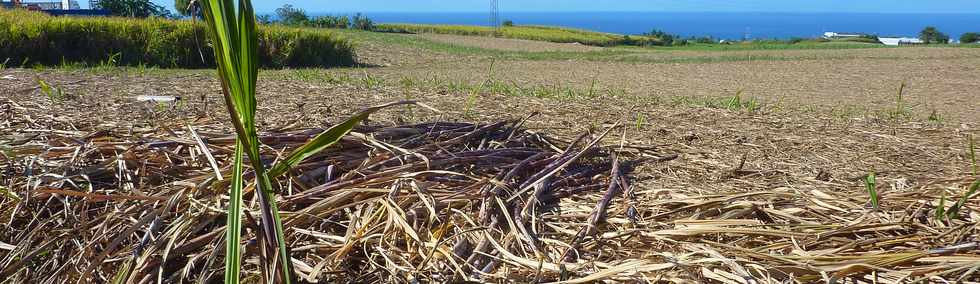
[824,32,864,38]
[878,37,923,46]
[19,0,79,9]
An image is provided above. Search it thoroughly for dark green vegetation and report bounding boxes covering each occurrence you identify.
[273,4,373,30]
[96,0,172,18]
[641,29,706,46]
[920,26,950,44]
[0,9,354,68]
[274,4,308,26]
[641,29,681,45]
[961,32,980,44]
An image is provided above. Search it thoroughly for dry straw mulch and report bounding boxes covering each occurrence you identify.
[1,97,979,283]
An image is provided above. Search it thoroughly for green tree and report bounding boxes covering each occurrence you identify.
[275,4,309,26]
[644,29,679,46]
[98,0,171,18]
[961,32,980,44]
[351,13,373,30]
[174,0,200,18]
[502,20,514,27]
[919,26,950,44]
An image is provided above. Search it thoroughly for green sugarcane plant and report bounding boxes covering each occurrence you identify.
[969,134,977,176]
[199,0,291,281]
[935,190,946,221]
[946,180,979,220]
[865,171,879,210]
[937,136,979,221]
[198,0,419,282]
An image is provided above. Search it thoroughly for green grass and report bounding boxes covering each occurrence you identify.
[658,92,762,112]
[374,23,659,46]
[724,90,759,112]
[36,79,67,101]
[927,109,945,123]
[0,8,354,68]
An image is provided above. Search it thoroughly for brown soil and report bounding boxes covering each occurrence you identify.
[351,45,980,123]
[420,33,604,52]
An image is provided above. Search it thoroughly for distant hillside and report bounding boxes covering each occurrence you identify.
[373,23,661,47]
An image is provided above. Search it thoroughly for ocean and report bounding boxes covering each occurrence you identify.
[317,12,980,41]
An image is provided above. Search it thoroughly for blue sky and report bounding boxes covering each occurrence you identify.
[152,0,980,14]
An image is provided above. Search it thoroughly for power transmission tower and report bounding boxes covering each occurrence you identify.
[489,0,500,36]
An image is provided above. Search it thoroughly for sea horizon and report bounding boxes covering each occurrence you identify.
[296,11,980,40]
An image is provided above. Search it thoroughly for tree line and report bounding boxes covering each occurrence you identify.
[642,26,980,46]
[91,0,374,30]
[270,4,374,30]
[918,27,979,44]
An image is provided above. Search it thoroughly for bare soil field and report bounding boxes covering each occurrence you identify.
[349,41,980,122]
[419,33,604,52]
[2,34,979,283]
